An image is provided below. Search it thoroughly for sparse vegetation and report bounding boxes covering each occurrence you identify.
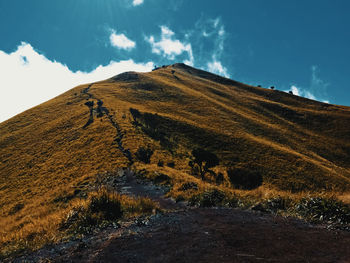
[60,187,158,235]
[295,197,350,228]
[189,148,219,180]
[189,189,226,207]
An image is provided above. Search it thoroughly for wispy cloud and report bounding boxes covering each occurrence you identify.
[110,30,136,50]
[286,66,330,103]
[202,18,229,77]
[0,42,154,122]
[132,0,144,6]
[207,60,229,78]
[310,65,329,101]
[145,26,194,65]
[189,16,230,77]
[144,17,230,77]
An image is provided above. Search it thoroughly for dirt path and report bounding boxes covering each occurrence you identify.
[81,84,133,164]
[61,208,350,263]
[100,169,186,210]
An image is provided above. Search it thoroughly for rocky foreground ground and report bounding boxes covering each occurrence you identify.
[11,174,350,263]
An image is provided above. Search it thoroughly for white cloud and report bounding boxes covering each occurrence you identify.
[286,66,330,103]
[191,16,230,77]
[145,26,194,65]
[286,85,329,103]
[132,0,143,6]
[110,30,136,50]
[0,42,154,123]
[207,60,230,78]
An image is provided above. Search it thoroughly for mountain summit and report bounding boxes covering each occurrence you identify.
[1,64,350,259]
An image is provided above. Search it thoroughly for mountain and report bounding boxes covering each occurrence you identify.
[1,63,350,259]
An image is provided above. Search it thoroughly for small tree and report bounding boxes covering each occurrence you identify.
[190,148,219,180]
[270,86,275,90]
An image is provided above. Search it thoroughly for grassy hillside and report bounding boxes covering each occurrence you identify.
[1,63,350,256]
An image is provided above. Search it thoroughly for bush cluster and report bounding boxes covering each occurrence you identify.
[60,188,158,235]
[60,189,122,234]
[296,197,350,227]
[189,189,226,207]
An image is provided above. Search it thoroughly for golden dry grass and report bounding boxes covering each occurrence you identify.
[0,63,350,256]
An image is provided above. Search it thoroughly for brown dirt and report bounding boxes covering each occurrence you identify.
[53,208,350,263]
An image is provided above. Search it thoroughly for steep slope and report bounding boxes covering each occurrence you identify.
[1,63,350,256]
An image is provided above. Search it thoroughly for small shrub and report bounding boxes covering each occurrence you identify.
[227,196,241,208]
[179,182,198,191]
[89,192,123,221]
[60,189,123,234]
[227,168,263,190]
[296,197,350,226]
[189,189,226,207]
[252,197,288,213]
[60,189,158,235]
[190,148,219,180]
[157,160,164,167]
[135,147,154,164]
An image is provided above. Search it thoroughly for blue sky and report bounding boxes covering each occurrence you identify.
[0,0,349,122]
